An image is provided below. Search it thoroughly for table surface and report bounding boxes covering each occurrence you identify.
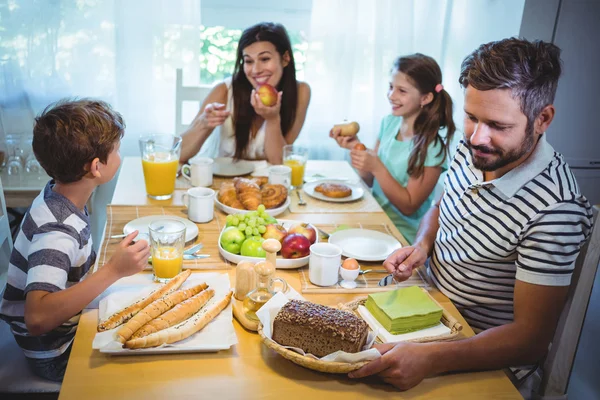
[1,168,50,208]
[58,157,521,400]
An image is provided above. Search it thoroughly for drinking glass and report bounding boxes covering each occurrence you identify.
[283,144,308,188]
[149,219,186,282]
[139,135,182,200]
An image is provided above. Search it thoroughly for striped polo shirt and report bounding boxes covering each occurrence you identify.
[429,136,592,332]
[0,181,95,359]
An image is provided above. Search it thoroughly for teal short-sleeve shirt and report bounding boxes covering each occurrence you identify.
[371,115,447,244]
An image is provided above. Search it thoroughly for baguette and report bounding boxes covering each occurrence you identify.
[116,283,208,343]
[97,269,192,332]
[130,288,215,339]
[124,291,233,349]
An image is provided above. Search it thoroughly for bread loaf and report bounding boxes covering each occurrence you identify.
[272,300,368,357]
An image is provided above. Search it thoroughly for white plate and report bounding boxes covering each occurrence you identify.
[328,229,402,261]
[302,179,365,203]
[123,215,199,243]
[218,220,318,269]
[212,157,255,177]
[215,197,290,217]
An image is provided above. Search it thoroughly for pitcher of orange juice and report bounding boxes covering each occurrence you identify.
[139,135,182,200]
[283,144,308,188]
[149,219,186,282]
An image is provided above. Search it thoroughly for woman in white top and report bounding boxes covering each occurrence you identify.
[180,22,311,164]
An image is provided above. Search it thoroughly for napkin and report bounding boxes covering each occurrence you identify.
[257,292,381,363]
[366,286,443,334]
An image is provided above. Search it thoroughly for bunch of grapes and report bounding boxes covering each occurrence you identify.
[225,204,278,239]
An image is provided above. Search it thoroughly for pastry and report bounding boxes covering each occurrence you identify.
[251,176,269,188]
[314,183,352,198]
[260,184,288,209]
[218,182,245,209]
[272,300,369,357]
[233,178,262,210]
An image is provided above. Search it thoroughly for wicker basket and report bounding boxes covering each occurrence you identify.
[258,292,463,374]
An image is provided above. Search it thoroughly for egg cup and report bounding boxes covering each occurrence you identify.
[339,266,360,289]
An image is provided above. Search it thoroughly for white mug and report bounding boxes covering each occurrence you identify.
[182,187,215,223]
[269,165,292,189]
[182,157,214,187]
[308,243,342,286]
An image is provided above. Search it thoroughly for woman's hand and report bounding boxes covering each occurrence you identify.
[195,102,230,129]
[350,148,383,174]
[251,90,282,121]
[329,128,360,150]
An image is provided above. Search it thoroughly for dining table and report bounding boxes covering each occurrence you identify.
[57,156,522,400]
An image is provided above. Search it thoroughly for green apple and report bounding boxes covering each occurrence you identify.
[240,237,267,258]
[220,226,246,254]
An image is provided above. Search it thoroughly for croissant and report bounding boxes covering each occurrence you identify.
[261,184,288,209]
[218,182,245,209]
[250,176,269,188]
[233,178,262,210]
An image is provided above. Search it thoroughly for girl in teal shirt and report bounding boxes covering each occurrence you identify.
[331,54,456,243]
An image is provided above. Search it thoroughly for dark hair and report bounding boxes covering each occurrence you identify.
[394,54,455,177]
[459,37,562,134]
[231,22,298,159]
[33,99,125,183]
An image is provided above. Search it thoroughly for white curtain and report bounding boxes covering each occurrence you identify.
[299,0,526,160]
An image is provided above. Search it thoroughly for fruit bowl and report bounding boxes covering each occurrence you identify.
[218,220,318,269]
[215,196,290,218]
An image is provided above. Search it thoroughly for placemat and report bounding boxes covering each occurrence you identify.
[96,205,233,272]
[300,223,429,294]
[289,187,383,214]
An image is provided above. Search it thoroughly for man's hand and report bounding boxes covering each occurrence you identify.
[107,231,150,279]
[349,342,434,391]
[383,245,428,281]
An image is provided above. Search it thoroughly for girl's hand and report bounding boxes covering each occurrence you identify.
[196,102,230,129]
[329,127,360,150]
[251,90,282,121]
[350,148,382,173]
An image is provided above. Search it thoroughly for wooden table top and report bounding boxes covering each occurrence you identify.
[58,157,521,400]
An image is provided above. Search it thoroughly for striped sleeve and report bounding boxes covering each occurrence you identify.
[516,200,593,286]
[24,229,79,295]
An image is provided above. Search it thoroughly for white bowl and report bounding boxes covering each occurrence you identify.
[215,196,290,218]
[218,220,318,269]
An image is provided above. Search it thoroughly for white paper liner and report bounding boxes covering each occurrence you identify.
[357,305,451,343]
[256,292,381,363]
[92,273,237,355]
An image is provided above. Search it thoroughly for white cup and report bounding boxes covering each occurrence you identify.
[182,157,214,187]
[308,243,342,286]
[268,165,292,189]
[182,187,215,223]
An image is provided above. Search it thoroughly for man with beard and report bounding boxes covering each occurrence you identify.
[348,38,593,395]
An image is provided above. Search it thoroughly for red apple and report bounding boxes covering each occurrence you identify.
[256,83,278,107]
[281,233,311,259]
[353,143,367,151]
[288,223,317,244]
[262,224,288,243]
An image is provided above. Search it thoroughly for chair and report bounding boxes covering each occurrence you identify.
[534,205,600,399]
[174,68,211,136]
[0,180,61,396]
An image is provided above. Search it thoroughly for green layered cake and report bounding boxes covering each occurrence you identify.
[366,286,443,334]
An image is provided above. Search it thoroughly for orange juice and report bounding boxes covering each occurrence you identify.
[142,153,179,197]
[284,158,306,187]
[152,247,183,280]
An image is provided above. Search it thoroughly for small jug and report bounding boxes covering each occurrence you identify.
[243,239,288,321]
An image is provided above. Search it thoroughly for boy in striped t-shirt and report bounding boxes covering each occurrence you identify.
[0,100,150,381]
[349,38,593,394]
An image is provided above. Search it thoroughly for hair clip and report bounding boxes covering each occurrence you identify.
[435,83,443,93]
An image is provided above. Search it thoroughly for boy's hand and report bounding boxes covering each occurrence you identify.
[107,231,150,278]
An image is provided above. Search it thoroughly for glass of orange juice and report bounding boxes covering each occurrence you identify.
[139,135,182,200]
[149,219,186,282]
[283,144,308,188]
